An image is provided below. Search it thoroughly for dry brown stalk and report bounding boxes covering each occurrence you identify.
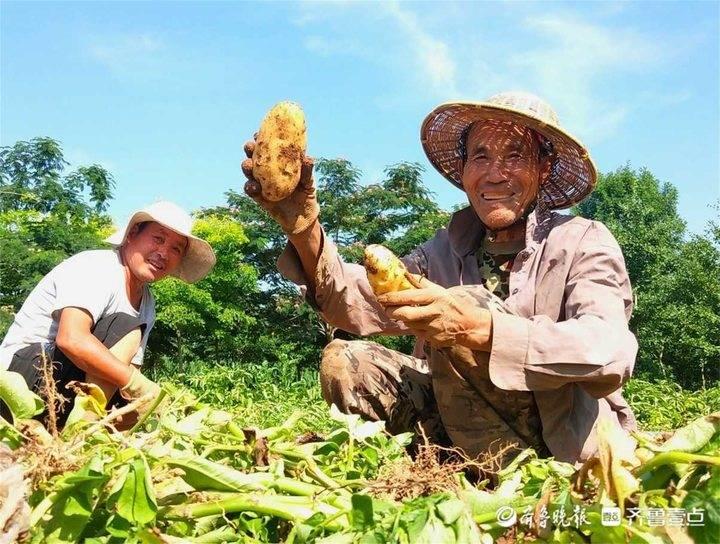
[38,347,66,438]
[368,425,519,501]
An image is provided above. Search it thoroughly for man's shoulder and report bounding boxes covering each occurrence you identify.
[547,214,621,252]
[50,249,123,283]
[60,249,120,269]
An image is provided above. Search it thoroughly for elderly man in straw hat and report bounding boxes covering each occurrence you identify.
[0,201,216,425]
[242,92,637,465]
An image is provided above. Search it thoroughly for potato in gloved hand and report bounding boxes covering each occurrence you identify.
[252,101,307,202]
[364,244,416,296]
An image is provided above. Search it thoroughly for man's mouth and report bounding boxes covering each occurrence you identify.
[482,192,515,202]
[147,258,165,272]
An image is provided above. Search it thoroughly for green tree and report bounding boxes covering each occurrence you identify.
[575,164,686,286]
[147,215,265,367]
[575,166,719,388]
[0,138,114,334]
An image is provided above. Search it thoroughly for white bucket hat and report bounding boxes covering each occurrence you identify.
[105,201,216,283]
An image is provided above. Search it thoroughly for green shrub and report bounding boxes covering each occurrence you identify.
[624,379,720,430]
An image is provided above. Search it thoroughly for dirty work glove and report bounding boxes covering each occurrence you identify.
[120,368,160,413]
[378,275,501,350]
[241,139,320,235]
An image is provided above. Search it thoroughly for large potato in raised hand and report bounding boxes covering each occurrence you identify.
[252,101,307,201]
[364,244,415,296]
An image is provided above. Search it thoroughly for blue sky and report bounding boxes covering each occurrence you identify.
[2,1,718,234]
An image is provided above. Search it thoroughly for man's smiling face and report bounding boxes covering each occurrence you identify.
[461,120,550,230]
[123,222,187,283]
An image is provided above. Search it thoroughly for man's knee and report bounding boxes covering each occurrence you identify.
[91,313,144,364]
[319,339,353,406]
[108,328,142,364]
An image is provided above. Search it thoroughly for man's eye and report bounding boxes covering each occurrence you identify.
[508,152,521,159]
[172,247,182,255]
[153,236,163,244]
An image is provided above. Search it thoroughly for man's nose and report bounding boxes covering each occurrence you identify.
[155,246,169,260]
[487,158,510,183]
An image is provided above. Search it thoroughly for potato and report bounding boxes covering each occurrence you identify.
[252,101,307,201]
[364,244,415,296]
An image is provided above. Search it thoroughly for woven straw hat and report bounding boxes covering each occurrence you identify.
[106,200,216,283]
[421,91,597,210]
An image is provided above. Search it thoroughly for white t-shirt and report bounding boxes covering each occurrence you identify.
[0,250,155,370]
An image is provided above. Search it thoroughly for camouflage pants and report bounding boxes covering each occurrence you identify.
[320,339,450,446]
[320,335,548,459]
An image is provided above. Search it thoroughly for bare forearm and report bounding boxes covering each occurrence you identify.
[58,335,133,387]
[287,218,323,290]
[85,374,120,404]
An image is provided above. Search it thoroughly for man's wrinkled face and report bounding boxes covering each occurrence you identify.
[461,120,550,230]
[123,222,187,283]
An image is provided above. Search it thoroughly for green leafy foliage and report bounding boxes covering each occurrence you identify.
[625,380,720,430]
[6,381,719,543]
[0,138,114,332]
[0,369,45,421]
[147,215,262,366]
[151,358,332,434]
[682,467,720,544]
[107,455,157,526]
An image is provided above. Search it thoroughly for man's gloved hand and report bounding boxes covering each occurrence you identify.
[120,368,160,414]
[377,275,497,351]
[241,138,320,236]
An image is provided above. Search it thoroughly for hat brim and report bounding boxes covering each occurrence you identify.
[105,211,216,284]
[420,101,597,210]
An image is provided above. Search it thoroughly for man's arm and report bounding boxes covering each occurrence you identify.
[242,142,425,337]
[55,307,134,392]
[287,217,323,286]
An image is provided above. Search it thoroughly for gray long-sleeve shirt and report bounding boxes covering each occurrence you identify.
[279,205,638,463]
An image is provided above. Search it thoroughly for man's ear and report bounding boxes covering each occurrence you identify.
[539,154,554,185]
[126,223,141,240]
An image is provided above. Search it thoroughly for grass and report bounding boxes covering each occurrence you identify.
[150,358,333,433]
[151,359,720,434]
[624,378,720,429]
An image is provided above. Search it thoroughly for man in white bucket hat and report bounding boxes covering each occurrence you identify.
[0,200,216,425]
[242,91,637,465]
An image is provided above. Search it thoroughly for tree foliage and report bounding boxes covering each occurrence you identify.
[575,166,719,388]
[0,138,114,323]
[146,216,260,366]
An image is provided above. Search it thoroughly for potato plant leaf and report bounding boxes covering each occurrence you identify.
[108,456,157,526]
[350,494,374,531]
[64,382,107,428]
[31,456,107,543]
[0,369,44,420]
[660,413,720,453]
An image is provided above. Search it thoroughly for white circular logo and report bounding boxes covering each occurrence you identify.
[496,505,517,528]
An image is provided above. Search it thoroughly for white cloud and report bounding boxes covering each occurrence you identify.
[295,1,458,98]
[303,35,334,56]
[293,3,695,143]
[87,33,164,73]
[302,35,370,58]
[504,13,665,143]
[380,2,459,96]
